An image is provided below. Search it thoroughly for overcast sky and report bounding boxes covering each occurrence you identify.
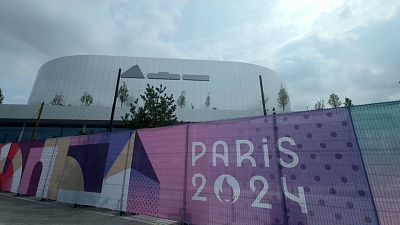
[0,0,399,110]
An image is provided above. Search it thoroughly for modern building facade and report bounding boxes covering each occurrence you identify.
[1,55,290,143]
[28,55,290,112]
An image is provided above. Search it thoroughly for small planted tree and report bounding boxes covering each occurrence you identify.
[328,93,342,108]
[0,88,4,104]
[118,82,129,107]
[344,98,353,107]
[177,91,186,108]
[123,84,178,129]
[205,92,211,108]
[277,85,289,111]
[80,91,94,106]
[50,93,65,106]
[314,99,325,110]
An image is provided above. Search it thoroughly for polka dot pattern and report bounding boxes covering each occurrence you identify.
[122,108,380,225]
[274,108,378,224]
[126,170,160,217]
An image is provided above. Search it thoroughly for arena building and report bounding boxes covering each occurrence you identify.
[28,55,290,112]
[0,55,290,143]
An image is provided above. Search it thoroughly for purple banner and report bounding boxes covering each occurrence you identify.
[127,125,187,220]
[185,108,378,225]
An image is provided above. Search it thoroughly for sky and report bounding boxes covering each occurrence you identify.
[0,0,399,110]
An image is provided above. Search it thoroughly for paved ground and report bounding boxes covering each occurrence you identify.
[0,193,178,225]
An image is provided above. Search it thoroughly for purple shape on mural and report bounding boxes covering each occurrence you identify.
[27,162,42,196]
[67,143,108,193]
[132,132,159,183]
[127,132,160,216]
[18,141,44,176]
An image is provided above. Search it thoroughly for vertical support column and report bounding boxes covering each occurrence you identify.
[181,123,190,224]
[119,131,134,216]
[17,124,26,142]
[259,75,267,116]
[32,102,44,141]
[272,108,289,225]
[109,68,122,132]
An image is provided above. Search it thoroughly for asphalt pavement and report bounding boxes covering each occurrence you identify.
[0,192,178,225]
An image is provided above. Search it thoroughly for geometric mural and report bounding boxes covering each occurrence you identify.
[1,101,400,225]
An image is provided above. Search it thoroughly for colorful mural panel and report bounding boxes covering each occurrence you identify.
[0,131,134,212]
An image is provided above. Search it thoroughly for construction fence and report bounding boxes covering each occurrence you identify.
[1,101,400,225]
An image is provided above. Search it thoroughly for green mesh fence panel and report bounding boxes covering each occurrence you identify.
[351,101,400,225]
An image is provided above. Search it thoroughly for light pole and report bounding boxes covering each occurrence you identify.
[259,75,267,116]
[109,65,144,132]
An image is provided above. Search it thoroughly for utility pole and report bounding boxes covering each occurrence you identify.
[259,75,267,116]
[31,102,44,140]
[17,124,26,142]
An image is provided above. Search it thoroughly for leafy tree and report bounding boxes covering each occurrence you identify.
[314,99,325,110]
[80,91,93,106]
[177,91,186,108]
[123,84,178,129]
[0,88,3,104]
[118,81,129,107]
[205,92,211,108]
[50,93,65,106]
[328,93,342,108]
[277,85,289,111]
[344,98,353,107]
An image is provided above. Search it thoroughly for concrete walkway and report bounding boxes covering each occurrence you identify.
[0,193,178,225]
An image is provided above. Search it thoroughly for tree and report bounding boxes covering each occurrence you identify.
[328,93,342,108]
[277,85,289,111]
[0,88,3,104]
[80,91,93,106]
[123,84,178,129]
[205,92,211,108]
[314,99,325,110]
[50,93,65,106]
[118,81,129,107]
[177,91,186,108]
[344,97,353,107]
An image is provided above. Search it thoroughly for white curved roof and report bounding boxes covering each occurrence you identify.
[28,55,289,112]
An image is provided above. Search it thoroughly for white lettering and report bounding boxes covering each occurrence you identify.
[236,140,256,167]
[192,142,206,166]
[277,137,299,168]
[212,141,229,167]
[262,138,270,168]
[281,176,307,213]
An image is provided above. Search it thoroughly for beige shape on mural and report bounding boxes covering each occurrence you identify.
[60,156,84,192]
[46,137,70,200]
[105,132,135,179]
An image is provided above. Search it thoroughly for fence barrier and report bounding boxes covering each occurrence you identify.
[1,101,399,225]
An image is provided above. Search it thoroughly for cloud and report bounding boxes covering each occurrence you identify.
[0,0,399,110]
[274,2,400,109]
[170,0,400,109]
[0,0,186,104]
